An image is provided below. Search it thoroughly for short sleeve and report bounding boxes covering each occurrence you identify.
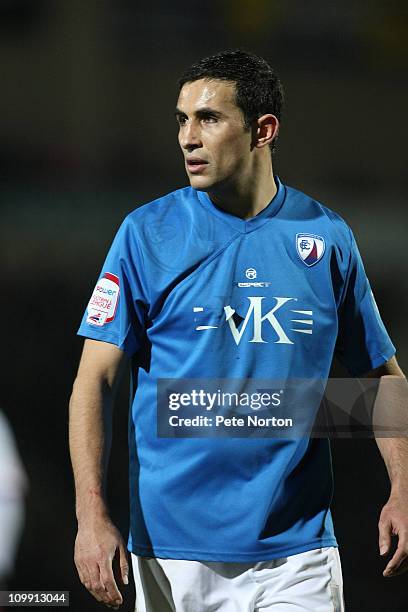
[334,228,396,375]
[77,215,149,357]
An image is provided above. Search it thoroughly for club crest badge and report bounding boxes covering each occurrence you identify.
[296,233,325,267]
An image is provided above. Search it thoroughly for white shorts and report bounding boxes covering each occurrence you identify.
[131,546,345,611]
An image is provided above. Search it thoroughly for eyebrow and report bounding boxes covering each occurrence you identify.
[174,106,225,119]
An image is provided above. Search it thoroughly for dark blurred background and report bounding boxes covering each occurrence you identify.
[1,1,407,610]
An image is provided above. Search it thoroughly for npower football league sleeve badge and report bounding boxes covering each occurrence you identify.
[86,272,120,326]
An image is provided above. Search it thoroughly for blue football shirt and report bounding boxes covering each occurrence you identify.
[77,176,396,561]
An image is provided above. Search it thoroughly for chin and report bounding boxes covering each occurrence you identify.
[188,176,212,191]
[187,175,214,191]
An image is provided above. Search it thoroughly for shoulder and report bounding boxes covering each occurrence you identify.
[283,181,353,248]
[115,186,199,250]
[124,186,195,227]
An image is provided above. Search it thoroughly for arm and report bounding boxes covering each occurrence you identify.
[69,338,129,609]
[363,355,408,578]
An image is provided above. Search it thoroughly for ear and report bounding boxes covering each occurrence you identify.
[254,114,280,149]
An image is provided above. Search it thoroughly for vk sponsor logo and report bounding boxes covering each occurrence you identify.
[194,296,314,345]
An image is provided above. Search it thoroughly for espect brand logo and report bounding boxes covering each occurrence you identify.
[193,296,313,345]
[237,267,271,288]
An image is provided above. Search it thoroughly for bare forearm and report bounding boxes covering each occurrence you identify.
[366,358,408,493]
[374,373,408,493]
[69,375,114,523]
[376,436,408,493]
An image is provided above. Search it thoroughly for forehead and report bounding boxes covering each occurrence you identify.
[177,78,238,113]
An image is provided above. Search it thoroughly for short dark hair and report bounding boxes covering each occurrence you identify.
[177,49,284,154]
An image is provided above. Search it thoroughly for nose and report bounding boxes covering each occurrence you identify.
[179,120,202,151]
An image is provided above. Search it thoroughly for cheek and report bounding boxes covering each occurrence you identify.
[208,128,248,170]
[217,141,246,170]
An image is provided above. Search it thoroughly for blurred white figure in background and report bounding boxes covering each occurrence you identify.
[0,410,27,587]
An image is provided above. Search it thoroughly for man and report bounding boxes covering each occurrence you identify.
[69,50,408,611]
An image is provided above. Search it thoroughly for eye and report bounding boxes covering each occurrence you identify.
[202,116,217,123]
[176,116,187,126]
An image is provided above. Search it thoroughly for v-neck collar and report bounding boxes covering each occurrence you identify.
[195,175,286,234]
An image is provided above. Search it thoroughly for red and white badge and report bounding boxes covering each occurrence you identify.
[296,233,325,267]
[86,272,120,326]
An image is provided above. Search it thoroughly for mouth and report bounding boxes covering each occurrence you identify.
[186,159,208,174]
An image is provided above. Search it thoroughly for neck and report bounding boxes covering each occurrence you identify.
[207,155,277,220]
